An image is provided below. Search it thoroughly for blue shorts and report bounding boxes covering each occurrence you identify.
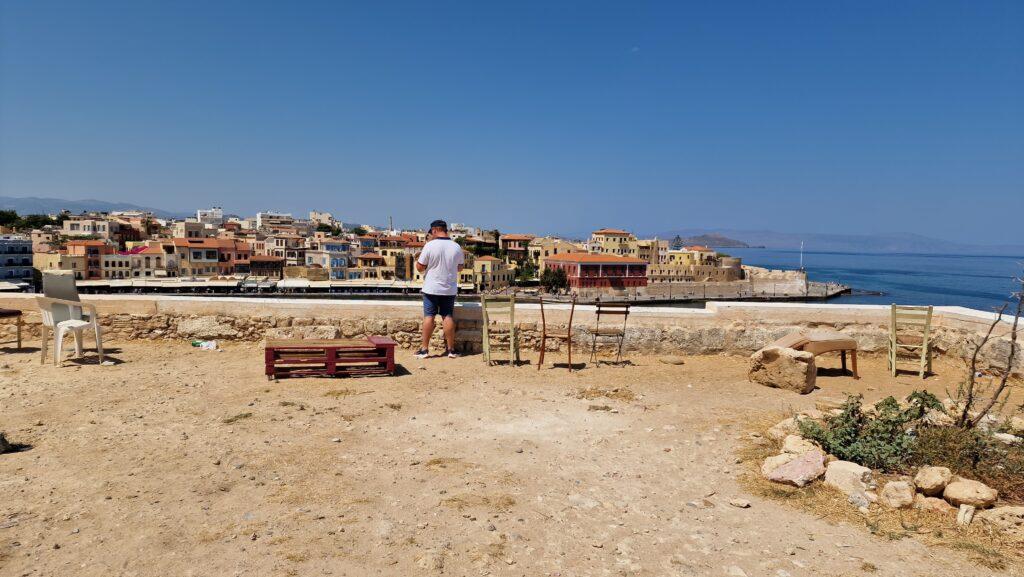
[422,293,456,318]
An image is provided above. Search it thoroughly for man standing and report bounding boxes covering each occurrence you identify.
[415,220,464,358]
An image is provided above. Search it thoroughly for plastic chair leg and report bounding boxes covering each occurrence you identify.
[94,324,105,363]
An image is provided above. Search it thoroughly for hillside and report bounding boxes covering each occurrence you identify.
[0,196,187,219]
[671,233,751,248]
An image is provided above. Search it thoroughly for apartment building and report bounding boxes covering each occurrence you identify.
[66,240,115,280]
[34,252,87,280]
[472,256,513,292]
[498,234,535,264]
[0,235,33,281]
[265,234,306,266]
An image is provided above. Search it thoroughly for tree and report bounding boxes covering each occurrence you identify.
[351,226,368,236]
[516,261,538,281]
[316,223,334,233]
[540,267,568,293]
[0,210,18,227]
[955,270,1022,428]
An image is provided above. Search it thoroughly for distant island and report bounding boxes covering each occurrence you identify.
[670,233,755,249]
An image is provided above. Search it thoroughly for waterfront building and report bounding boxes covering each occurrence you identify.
[498,234,535,264]
[472,256,513,292]
[544,253,648,294]
[249,255,284,279]
[528,237,581,271]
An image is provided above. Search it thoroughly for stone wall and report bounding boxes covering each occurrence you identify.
[0,295,1019,372]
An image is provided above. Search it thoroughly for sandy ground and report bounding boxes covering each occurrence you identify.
[0,340,1019,577]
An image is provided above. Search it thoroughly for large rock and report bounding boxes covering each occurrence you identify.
[913,493,956,513]
[824,461,875,496]
[993,432,1022,445]
[176,316,239,339]
[880,481,915,509]
[976,506,1024,540]
[748,347,816,394]
[761,453,796,477]
[764,449,826,487]
[913,466,952,497]
[781,435,818,454]
[943,478,998,509]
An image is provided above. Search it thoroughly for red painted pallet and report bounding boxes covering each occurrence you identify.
[264,336,396,380]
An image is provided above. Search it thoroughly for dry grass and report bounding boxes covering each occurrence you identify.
[323,388,371,398]
[573,386,637,402]
[440,493,516,512]
[222,412,253,424]
[739,412,1022,571]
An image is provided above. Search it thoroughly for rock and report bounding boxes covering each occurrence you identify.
[1009,416,1024,435]
[921,408,954,427]
[824,461,875,496]
[944,478,998,509]
[976,506,1024,539]
[913,466,952,496]
[956,504,976,527]
[765,450,826,487]
[880,481,915,509]
[767,417,800,441]
[913,493,955,513]
[761,453,796,477]
[848,490,872,509]
[993,432,1022,445]
[748,347,816,394]
[176,316,239,339]
[658,355,686,365]
[781,435,817,454]
[0,432,10,454]
[729,499,751,508]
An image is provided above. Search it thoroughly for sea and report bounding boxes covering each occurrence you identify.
[727,248,1023,313]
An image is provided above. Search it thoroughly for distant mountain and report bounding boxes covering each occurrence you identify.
[669,233,751,249]
[0,196,189,219]
[652,228,1024,256]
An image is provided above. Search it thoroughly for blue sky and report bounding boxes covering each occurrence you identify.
[1,1,1021,243]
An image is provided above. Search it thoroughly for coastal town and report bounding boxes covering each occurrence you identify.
[0,207,832,301]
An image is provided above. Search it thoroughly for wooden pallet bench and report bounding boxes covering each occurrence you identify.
[264,337,397,380]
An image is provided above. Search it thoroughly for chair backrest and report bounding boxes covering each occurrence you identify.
[481,294,516,326]
[538,295,577,331]
[595,301,630,320]
[43,271,82,303]
[36,296,82,326]
[890,304,933,340]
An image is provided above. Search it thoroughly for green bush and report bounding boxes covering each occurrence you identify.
[798,391,943,471]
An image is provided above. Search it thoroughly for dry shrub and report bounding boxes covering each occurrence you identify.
[911,425,1024,503]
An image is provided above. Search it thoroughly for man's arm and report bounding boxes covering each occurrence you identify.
[415,248,428,273]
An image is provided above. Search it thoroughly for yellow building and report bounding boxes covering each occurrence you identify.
[588,229,666,264]
[33,252,87,280]
[528,236,581,270]
[472,256,513,292]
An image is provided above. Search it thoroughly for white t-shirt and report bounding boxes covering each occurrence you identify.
[417,238,465,296]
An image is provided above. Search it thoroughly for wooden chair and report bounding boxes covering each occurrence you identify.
[0,309,23,349]
[481,295,520,365]
[537,295,576,371]
[589,301,630,364]
[889,304,933,378]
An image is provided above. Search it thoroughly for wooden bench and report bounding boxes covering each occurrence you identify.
[264,337,397,380]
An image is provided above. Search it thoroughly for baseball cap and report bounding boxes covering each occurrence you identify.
[429,219,448,231]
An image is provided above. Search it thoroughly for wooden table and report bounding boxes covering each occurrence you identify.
[264,337,397,380]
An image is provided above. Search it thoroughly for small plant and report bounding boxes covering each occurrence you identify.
[798,391,942,471]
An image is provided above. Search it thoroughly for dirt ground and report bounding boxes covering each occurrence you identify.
[1,340,1020,577]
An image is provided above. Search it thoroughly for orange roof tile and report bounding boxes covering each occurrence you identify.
[592,228,631,236]
[501,234,536,241]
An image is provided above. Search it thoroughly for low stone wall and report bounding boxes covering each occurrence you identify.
[0,295,1019,372]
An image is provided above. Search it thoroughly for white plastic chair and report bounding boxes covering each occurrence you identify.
[36,296,105,366]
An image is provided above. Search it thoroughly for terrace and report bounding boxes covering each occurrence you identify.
[0,296,1021,576]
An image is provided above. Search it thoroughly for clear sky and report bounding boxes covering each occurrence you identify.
[1,1,1021,243]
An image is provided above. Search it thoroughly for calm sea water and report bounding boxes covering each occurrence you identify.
[727,248,1023,312]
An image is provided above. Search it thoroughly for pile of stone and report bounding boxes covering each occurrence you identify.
[758,416,1021,538]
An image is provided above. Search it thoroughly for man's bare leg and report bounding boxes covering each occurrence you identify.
[421,316,435,350]
[442,315,456,351]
